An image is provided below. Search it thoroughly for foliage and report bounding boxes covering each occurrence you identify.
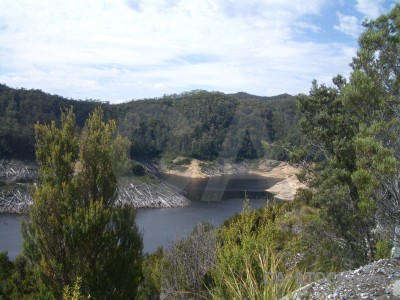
[347,4,400,238]
[295,4,400,268]
[300,213,355,272]
[22,108,143,299]
[236,129,258,161]
[0,84,99,159]
[297,78,377,268]
[209,246,298,300]
[62,277,89,300]
[373,239,392,261]
[112,133,132,177]
[131,161,146,176]
[0,253,54,299]
[162,222,217,300]
[137,248,164,300]
[0,85,298,161]
[210,201,304,299]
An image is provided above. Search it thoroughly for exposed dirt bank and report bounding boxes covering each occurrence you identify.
[162,158,305,201]
[265,175,306,201]
[164,159,208,178]
[1,158,305,213]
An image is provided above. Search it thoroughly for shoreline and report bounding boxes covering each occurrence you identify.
[1,158,305,214]
[162,158,305,201]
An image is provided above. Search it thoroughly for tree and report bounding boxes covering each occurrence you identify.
[296,4,400,268]
[0,253,54,299]
[236,129,258,161]
[23,108,143,299]
[344,4,400,239]
[296,79,374,267]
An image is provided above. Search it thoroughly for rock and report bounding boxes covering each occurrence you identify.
[281,259,400,300]
[392,225,400,260]
[393,280,400,297]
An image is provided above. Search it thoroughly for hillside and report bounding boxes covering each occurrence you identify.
[0,84,100,158]
[0,84,299,161]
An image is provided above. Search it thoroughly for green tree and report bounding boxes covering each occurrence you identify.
[0,253,54,299]
[296,4,400,268]
[236,129,258,161]
[296,79,373,268]
[344,4,400,238]
[137,248,164,300]
[23,108,143,299]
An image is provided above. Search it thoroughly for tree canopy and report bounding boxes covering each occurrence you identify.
[22,108,143,299]
[296,4,400,268]
[0,85,298,161]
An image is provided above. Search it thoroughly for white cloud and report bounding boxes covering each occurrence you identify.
[294,21,321,33]
[0,0,358,102]
[356,0,385,19]
[334,13,362,38]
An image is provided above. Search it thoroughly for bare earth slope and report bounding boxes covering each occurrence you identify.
[163,158,305,201]
[1,159,304,213]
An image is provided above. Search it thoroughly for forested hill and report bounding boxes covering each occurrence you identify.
[0,84,100,158]
[0,84,299,160]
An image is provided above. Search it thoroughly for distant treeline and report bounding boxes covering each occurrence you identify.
[0,84,299,161]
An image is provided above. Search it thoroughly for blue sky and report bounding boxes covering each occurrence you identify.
[0,0,397,103]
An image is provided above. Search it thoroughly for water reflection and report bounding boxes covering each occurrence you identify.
[164,173,281,202]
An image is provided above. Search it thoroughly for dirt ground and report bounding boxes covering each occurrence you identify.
[164,159,306,201]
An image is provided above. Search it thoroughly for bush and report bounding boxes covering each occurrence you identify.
[138,248,164,300]
[132,162,146,176]
[210,202,303,299]
[374,239,392,260]
[293,188,314,207]
[162,222,217,299]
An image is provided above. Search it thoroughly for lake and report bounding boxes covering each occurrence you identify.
[0,174,281,259]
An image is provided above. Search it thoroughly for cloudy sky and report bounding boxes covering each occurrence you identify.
[0,0,396,103]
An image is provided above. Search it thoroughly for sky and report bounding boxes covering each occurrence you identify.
[0,0,397,103]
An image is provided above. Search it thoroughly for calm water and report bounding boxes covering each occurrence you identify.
[0,174,281,259]
[0,214,24,260]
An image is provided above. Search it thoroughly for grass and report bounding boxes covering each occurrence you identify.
[209,247,300,300]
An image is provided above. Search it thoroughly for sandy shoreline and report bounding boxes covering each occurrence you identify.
[163,159,305,201]
[1,159,306,213]
[165,160,208,178]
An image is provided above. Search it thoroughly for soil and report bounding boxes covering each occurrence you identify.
[163,158,305,201]
[165,159,208,178]
[1,158,305,213]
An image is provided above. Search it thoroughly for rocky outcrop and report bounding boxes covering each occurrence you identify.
[283,259,400,299]
[284,225,400,299]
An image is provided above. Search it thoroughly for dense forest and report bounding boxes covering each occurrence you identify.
[0,84,298,161]
[0,84,98,158]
